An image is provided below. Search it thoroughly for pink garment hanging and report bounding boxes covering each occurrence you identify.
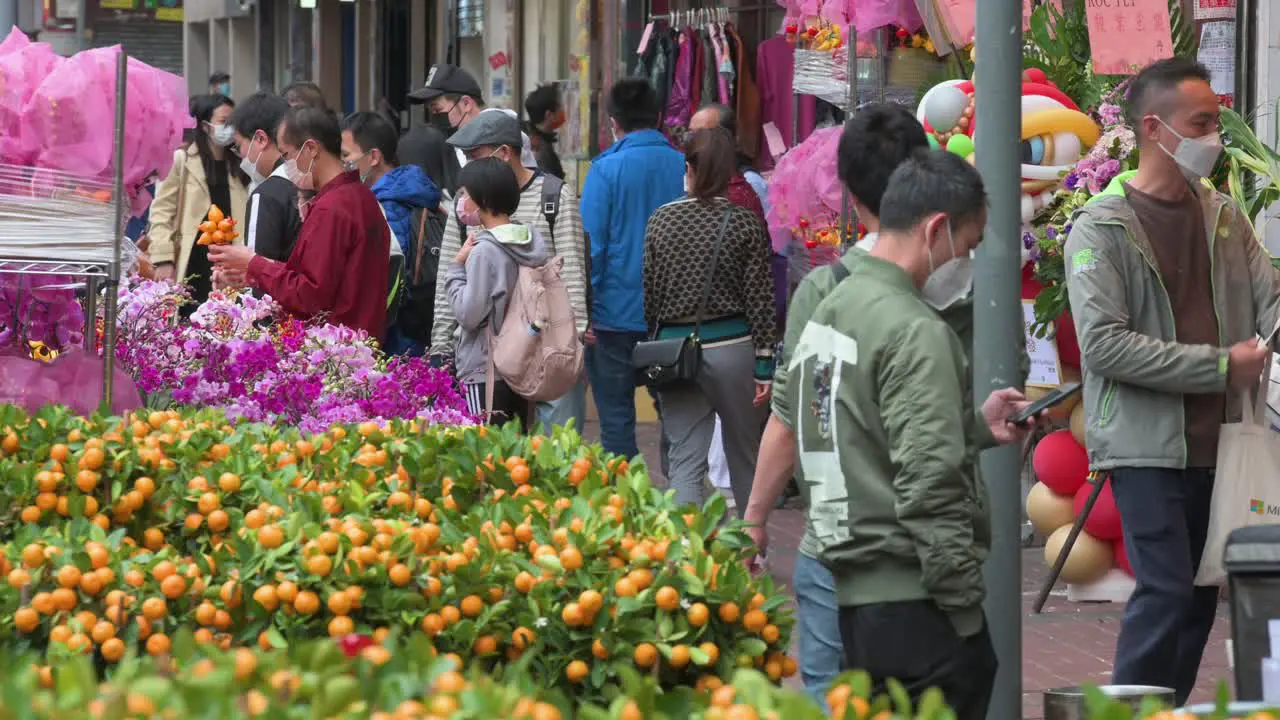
[710,23,731,105]
[755,36,816,171]
[663,28,696,130]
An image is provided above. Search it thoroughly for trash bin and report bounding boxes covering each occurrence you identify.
[1224,524,1280,701]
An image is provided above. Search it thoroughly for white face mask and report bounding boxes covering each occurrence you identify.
[1154,117,1222,181]
[285,145,316,191]
[239,136,268,186]
[209,123,235,148]
[922,221,974,310]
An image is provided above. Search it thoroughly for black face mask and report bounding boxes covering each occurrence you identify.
[430,113,457,138]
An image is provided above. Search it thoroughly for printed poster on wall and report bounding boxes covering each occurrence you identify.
[1085,0,1174,75]
[1193,0,1235,21]
[1198,21,1236,98]
[1023,300,1063,388]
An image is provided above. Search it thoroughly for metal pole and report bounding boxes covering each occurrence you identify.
[83,277,98,352]
[973,0,1023,716]
[102,48,126,409]
[75,0,87,51]
[838,25,858,247]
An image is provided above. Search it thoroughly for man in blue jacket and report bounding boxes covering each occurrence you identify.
[581,78,685,459]
[341,111,442,355]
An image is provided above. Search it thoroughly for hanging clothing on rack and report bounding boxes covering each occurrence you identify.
[756,35,817,171]
[698,28,717,107]
[663,27,696,131]
[725,23,761,164]
[634,29,678,117]
[636,12,765,161]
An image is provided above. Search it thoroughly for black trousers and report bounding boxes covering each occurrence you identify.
[838,601,997,720]
[1109,467,1218,705]
[464,379,530,432]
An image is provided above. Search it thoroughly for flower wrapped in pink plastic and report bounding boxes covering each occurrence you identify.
[0,28,65,166]
[775,0,920,29]
[766,126,852,279]
[20,45,190,214]
[767,125,846,238]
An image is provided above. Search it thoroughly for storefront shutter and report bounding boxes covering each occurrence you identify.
[92,17,184,74]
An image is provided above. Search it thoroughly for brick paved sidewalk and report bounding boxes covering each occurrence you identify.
[584,420,1235,718]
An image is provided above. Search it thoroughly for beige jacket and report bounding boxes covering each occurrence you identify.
[147,144,248,278]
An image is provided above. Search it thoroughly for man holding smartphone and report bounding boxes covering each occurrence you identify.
[795,151,1035,719]
[1065,58,1280,704]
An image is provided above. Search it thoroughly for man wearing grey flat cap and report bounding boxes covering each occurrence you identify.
[428,110,589,432]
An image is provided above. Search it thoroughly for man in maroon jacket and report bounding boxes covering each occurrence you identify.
[210,106,390,339]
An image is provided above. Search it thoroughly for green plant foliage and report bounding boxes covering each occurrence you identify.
[1221,102,1280,225]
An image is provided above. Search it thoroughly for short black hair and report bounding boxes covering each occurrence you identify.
[280,106,343,157]
[230,91,290,143]
[837,104,930,217]
[879,150,988,233]
[701,103,736,135]
[525,83,561,125]
[457,157,520,216]
[281,81,328,111]
[209,71,230,85]
[607,78,661,133]
[342,111,400,166]
[1124,58,1212,126]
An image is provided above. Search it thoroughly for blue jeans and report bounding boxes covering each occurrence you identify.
[384,326,426,357]
[534,376,587,434]
[794,552,844,706]
[585,330,646,458]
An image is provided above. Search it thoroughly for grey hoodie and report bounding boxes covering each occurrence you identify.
[444,222,551,384]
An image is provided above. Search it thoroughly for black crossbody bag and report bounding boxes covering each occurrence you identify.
[632,208,733,389]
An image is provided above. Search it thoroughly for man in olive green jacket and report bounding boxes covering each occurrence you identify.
[1064,58,1280,704]
[743,103,931,704]
[796,151,1033,720]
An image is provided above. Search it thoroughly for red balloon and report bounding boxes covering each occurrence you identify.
[1033,429,1089,496]
[1072,480,1123,541]
[1114,538,1133,576]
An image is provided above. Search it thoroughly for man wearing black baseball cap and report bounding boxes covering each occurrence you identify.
[397,64,481,198]
[408,63,486,119]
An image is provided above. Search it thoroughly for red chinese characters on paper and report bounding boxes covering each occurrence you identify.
[1085,0,1174,76]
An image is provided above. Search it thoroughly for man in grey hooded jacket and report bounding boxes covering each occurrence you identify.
[444,157,550,426]
[1064,58,1280,704]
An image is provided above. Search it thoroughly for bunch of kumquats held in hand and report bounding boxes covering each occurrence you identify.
[196,204,239,246]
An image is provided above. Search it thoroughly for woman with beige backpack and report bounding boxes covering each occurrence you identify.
[146,93,249,307]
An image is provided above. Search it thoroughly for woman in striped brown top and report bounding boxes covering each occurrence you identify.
[642,127,777,516]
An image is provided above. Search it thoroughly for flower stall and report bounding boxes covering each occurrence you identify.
[110,281,474,431]
[0,29,190,415]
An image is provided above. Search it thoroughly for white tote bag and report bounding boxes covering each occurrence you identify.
[1196,361,1280,586]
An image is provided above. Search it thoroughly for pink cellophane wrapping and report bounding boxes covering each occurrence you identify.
[774,0,921,30]
[0,26,29,55]
[0,35,65,165]
[765,126,845,251]
[0,351,142,417]
[21,45,190,211]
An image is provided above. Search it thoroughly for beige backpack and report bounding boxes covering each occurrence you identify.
[486,255,584,410]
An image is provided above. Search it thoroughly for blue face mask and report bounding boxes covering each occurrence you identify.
[217,82,231,96]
